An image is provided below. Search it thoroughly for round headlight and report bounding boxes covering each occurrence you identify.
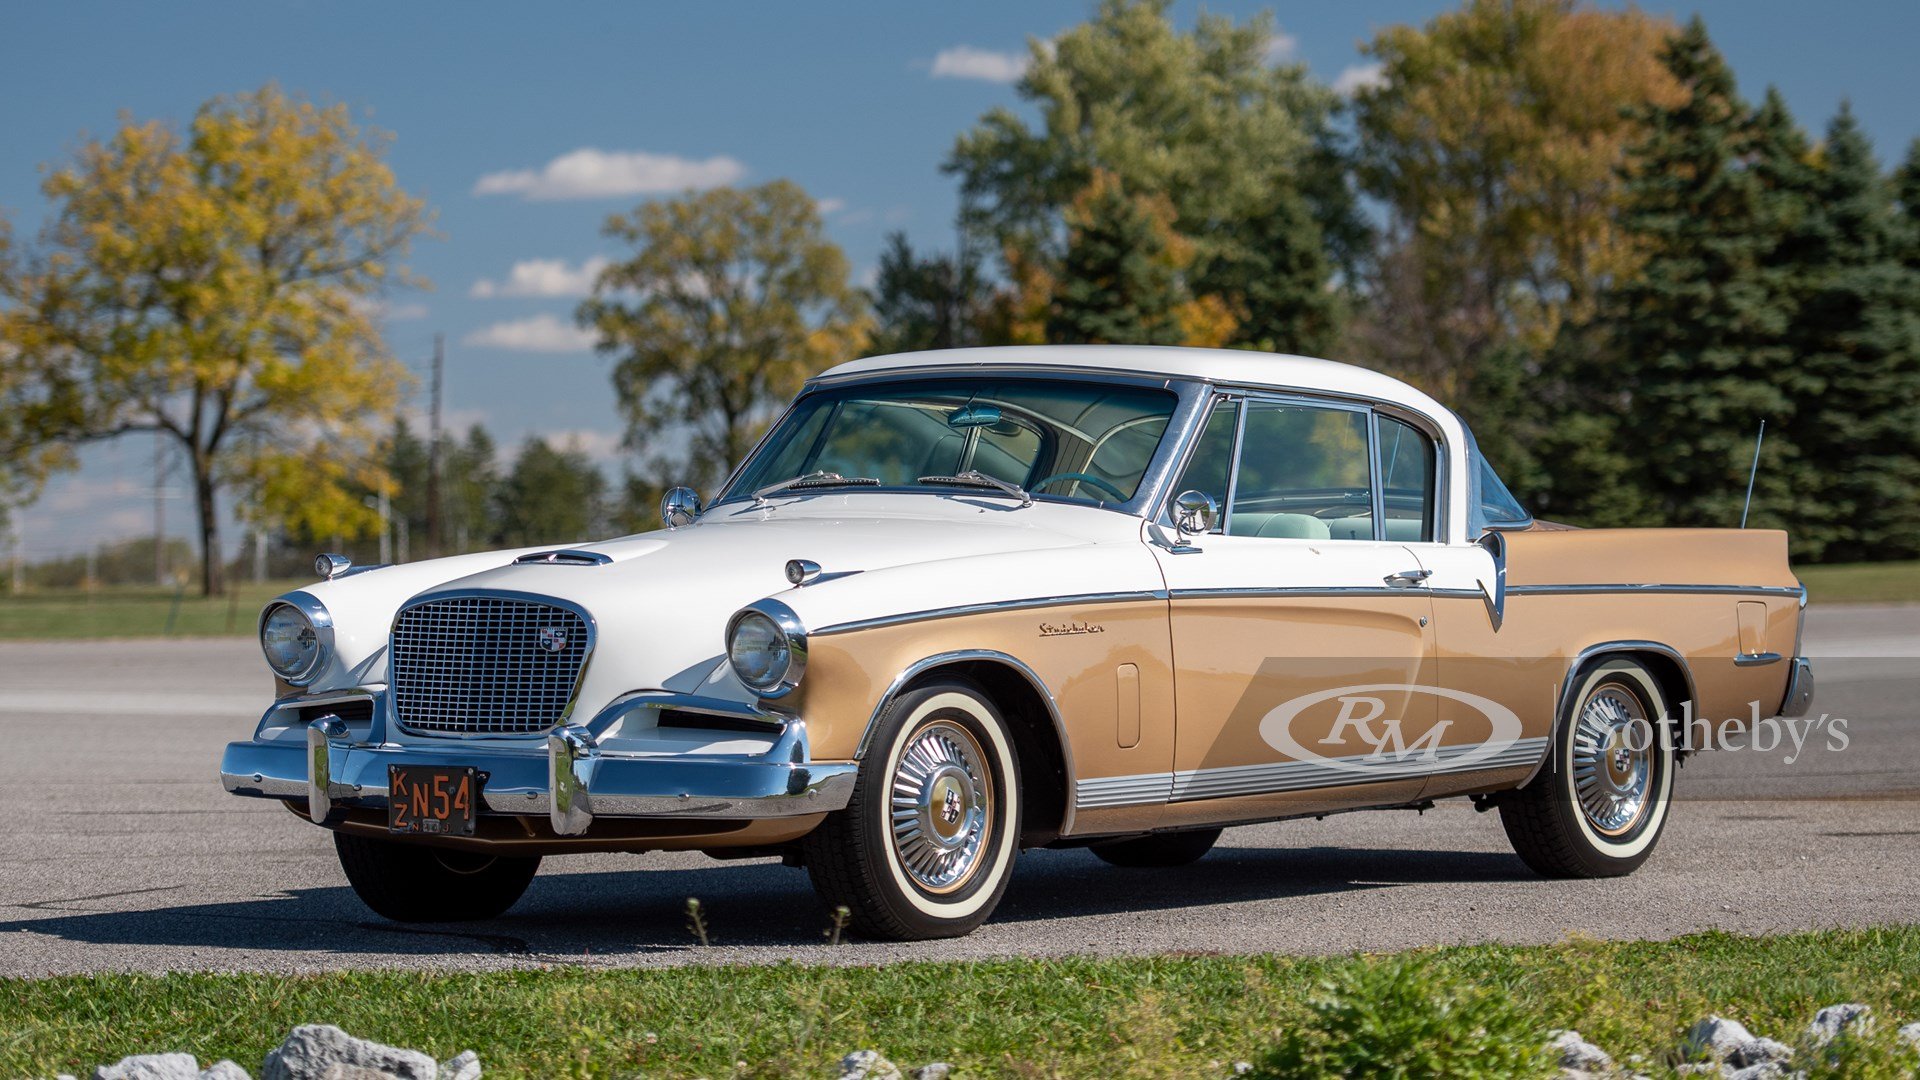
[726,601,808,697]
[260,600,327,683]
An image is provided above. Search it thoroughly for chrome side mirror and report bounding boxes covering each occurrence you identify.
[661,486,702,530]
[1173,489,1218,542]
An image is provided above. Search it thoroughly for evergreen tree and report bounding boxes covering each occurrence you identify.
[1787,107,1920,560]
[1604,18,1796,532]
[1894,139,1920,271]
[868,232,986,355]
[1047,172,1192,346]
[1206,185,1341,356]
[495,437,607,548]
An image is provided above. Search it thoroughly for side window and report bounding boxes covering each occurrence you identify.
[1378,415,1436,542]
[1170,399,1238,531]
[1476,456,1531,529]
[1228,403,1372,539]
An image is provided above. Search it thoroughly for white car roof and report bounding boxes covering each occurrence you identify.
[816,345,1452,421]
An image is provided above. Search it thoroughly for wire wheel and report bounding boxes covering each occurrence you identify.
[888,718,994,894]
[1570,684,1654,837]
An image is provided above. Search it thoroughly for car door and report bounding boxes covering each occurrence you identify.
[1149,393,1442,820]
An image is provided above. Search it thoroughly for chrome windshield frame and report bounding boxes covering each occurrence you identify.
[707,368,1214,520]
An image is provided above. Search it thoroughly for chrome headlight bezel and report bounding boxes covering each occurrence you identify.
[725,598,808,698]
[259,592,334,685]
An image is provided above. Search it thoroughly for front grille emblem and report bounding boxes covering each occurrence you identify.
[535,626,570,654]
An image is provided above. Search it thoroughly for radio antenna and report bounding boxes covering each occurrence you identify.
[1740,419,1766,528]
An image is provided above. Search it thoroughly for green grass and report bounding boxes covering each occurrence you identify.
[1798,559,1920,604]
[4,927,1918,1078]
[0,580,304,639]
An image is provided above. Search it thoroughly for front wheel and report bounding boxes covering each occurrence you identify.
[804,677,1021,940]
[1499,658,1675,878]
[334,833,540,921]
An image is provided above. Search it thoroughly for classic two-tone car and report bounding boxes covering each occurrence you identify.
[222,345,1813,939]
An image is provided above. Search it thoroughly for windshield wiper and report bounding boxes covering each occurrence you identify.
[916,470,1033,507]
[752,470,881,507]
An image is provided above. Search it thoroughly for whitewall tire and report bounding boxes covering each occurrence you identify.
[1500,658,1676,877]
[804,677,1021,939]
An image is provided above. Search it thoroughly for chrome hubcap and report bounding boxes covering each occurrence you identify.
[889,719,992,894]
[1571,686,1654,837]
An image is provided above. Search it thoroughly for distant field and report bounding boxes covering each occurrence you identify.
[1796,559,1920,604]
[0,581,305,639]
[0,559,1914,641]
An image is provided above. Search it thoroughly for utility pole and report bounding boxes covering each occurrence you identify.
[153,433,166,586]
[425,332,444,559]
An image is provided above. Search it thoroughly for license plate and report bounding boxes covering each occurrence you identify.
[387,766,479,836]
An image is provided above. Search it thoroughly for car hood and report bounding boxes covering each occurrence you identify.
[309,494,1149,714]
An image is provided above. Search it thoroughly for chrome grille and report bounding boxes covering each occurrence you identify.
[390,594,591,736]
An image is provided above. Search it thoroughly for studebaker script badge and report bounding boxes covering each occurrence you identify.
[535,626,570,653]
[1038,621,1105,637]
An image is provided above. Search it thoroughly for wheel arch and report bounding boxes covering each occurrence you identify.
[856,650,1074,844]
[1519,639,1696,788]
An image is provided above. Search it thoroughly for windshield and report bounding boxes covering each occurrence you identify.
[723,377,1180,506]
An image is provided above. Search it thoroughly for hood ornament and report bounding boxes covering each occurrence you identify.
[785,558,822,586]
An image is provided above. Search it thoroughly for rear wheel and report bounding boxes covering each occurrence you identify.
[334,833,540,921]
[804,677,1021,940]
[1499,658,1675,878]
[1090,828,1222,868]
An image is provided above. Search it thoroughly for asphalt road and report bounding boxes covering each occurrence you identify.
[0,606,1915,976]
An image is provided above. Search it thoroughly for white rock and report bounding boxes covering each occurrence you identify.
[908,1065,950,1080]
[92,1054,201,1080]
[437,1052,480,1080]
[260,1025,437,1080]
[1726,1065,1787,1080]
[1735,1037,1793,1068]
[1899,1021,1920,1049]
[1806,1003,1872,1045]
[1550,1029,1615,1071]
[198,1063,251,1080]
[1687,1016,1758,1064]
[837,1050,902,1080]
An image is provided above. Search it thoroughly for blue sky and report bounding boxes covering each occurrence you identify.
[5,1,1918,560]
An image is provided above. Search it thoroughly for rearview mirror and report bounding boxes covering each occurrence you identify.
[661,486,701,530]
[1173,489,1218,540]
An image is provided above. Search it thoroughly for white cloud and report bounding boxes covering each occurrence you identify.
[470,257,610,299]
[815,197,848,217]
[1263,32,1298,64]
[930,45,1029,84]
[473,148,746,201]
[463,314,597,353]
[1333,62,1387,97]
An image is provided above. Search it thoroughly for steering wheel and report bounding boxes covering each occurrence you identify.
[1031,472,1128,501]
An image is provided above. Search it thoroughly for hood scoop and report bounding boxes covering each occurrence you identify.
[513,549,614,566]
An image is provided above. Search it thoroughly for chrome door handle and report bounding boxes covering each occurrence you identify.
[1384,569,1431,588]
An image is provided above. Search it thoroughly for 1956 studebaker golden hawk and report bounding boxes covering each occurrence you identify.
[221,345,1814,939]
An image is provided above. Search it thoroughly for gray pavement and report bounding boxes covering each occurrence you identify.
[0,605,1914,975]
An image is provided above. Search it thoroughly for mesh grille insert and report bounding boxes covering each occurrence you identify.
[390,595,590,736]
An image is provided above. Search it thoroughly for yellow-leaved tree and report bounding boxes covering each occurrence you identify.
[0,86,430,594]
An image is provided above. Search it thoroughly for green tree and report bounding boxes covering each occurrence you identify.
[1785,107,1920,560]
[578,180,868,495]
[0,86,430,594]
[1602,19,1798,534]
[1047,171,1193,346]
[1350,0,1682,398]
[947,0,1352,353]
[445,424,501,553]
[867,232,987,356]
[1893,138,1920,270]
[495,437,607,548]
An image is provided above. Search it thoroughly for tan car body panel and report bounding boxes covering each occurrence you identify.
[794,527,1800,841]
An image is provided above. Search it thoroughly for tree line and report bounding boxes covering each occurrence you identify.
[5,0,1918,595]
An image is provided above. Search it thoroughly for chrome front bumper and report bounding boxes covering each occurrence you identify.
[220,711,857,837]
